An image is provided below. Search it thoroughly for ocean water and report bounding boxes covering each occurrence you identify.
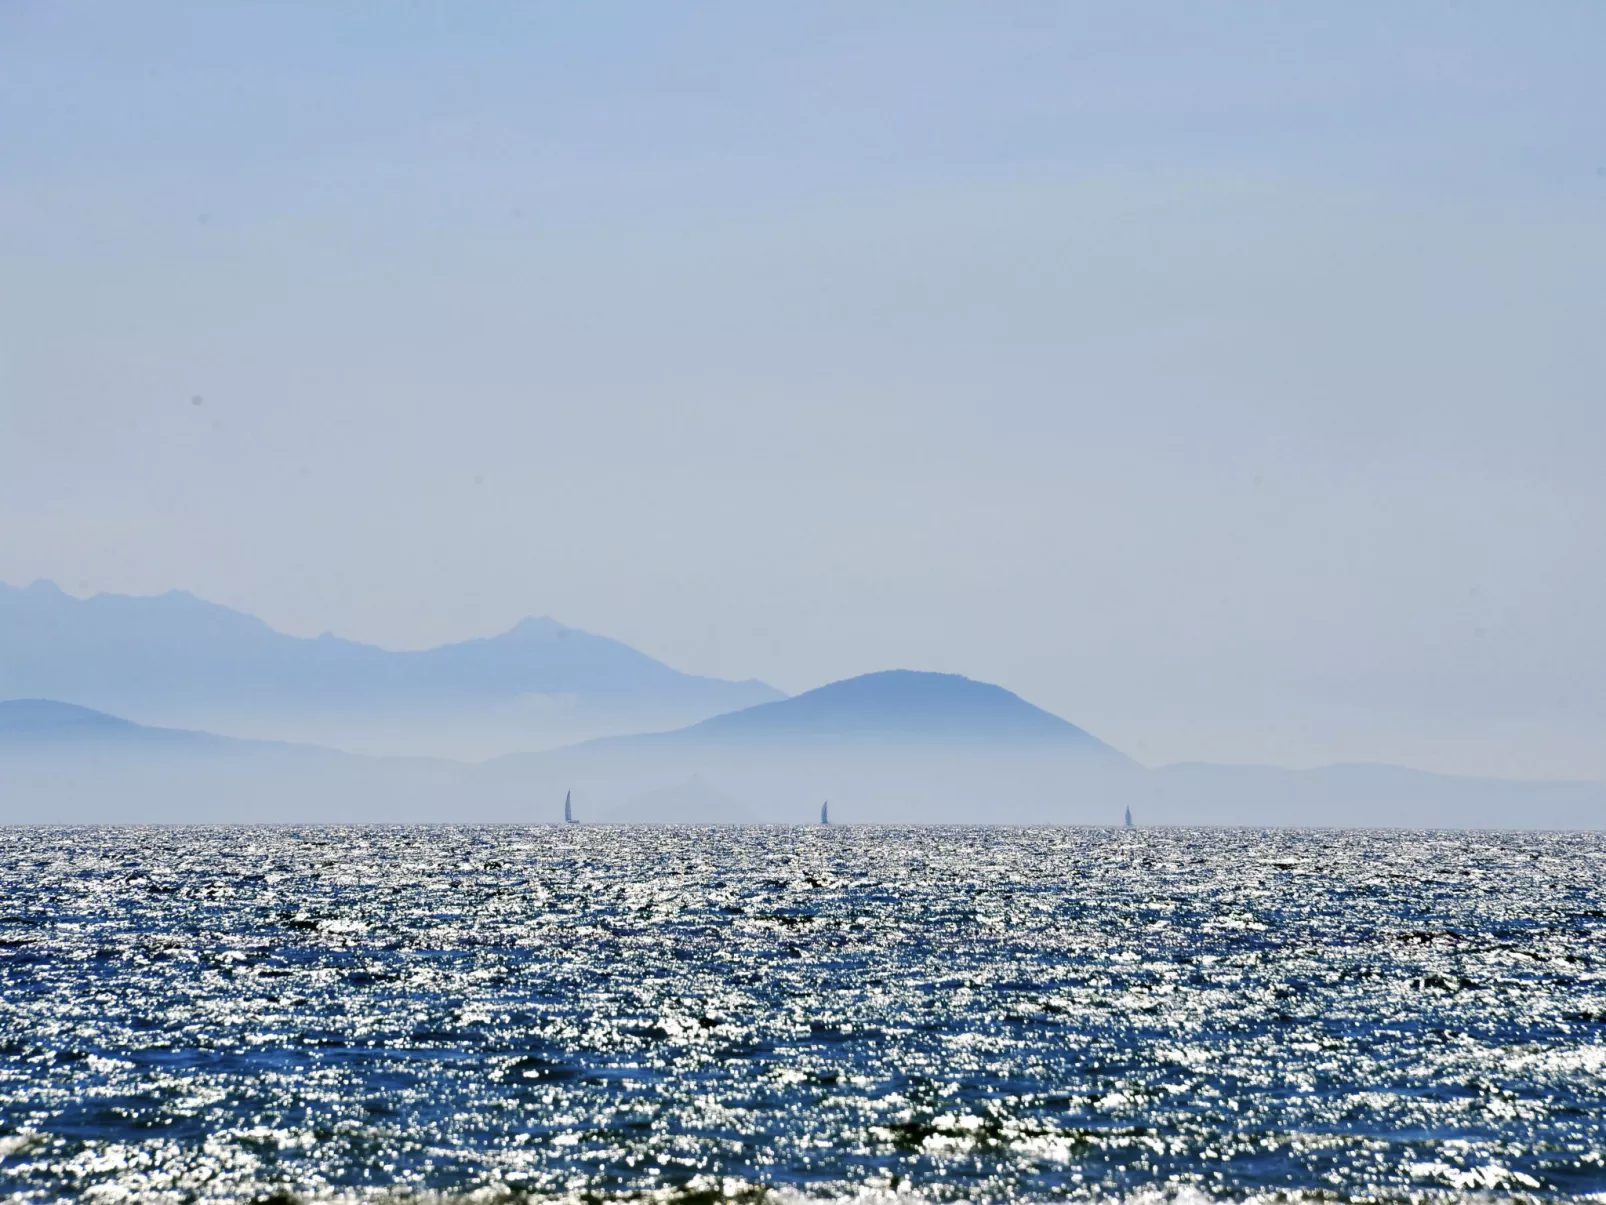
[1,826,1603,1203]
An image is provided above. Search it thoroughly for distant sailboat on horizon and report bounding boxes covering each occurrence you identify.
[564,790,576,824]
[820,801,829,825]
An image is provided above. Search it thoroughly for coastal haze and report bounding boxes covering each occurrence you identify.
[2,583,1601,829]
[0,578,778,759]
[4,5,1605,783]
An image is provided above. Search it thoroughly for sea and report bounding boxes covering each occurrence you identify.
[1,825,1603,1203]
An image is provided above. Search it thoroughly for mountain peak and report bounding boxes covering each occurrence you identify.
[682,669,1126,756]
[0,583,782,757]
[507,616,569,637]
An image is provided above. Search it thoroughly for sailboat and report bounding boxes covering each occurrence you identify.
[564,791,576,824]
[820,801,829,825]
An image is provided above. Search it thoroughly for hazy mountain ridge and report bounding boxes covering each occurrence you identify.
[473,672,1603,827]
[1139,760,1606,830]
[0,698,466,824]
[2,670,1602,829]
[676,670,1131,751]
[0,698,230,748]
[479,670,1136,823]
[0,580,781,758]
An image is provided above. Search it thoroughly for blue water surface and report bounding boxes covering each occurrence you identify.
[0,825,1603,1202]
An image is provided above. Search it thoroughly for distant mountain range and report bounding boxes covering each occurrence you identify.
[663,670,1132,750]
[0,698,231,749]
[480,670,1136,823]
[3,676,1601,829]
[0,698,463,824]
[0,580,780,758]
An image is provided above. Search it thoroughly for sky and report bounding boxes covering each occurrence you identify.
[3,2,1604,780]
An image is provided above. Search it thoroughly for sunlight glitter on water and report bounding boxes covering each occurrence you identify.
[1,825,1603,1202]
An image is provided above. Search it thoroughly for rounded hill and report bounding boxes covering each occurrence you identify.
[681,670,1126,757]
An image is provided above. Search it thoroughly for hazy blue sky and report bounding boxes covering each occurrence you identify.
[3,3,1604,778]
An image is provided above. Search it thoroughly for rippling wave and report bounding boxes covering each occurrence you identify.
[1,825,1603,1202]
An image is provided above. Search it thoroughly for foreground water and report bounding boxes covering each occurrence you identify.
[1,826,1603,1203]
